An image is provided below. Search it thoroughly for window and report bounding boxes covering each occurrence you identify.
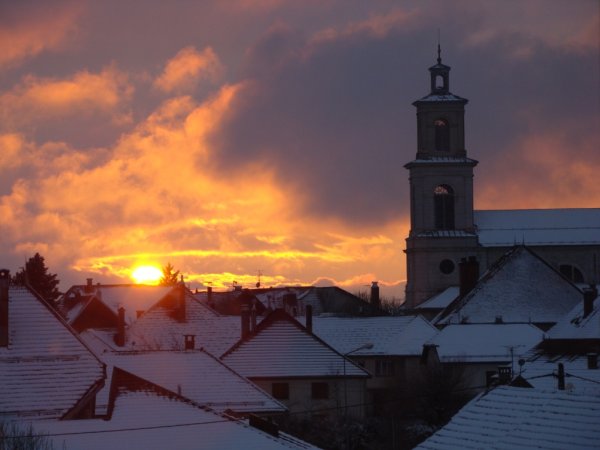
[434,118,450,152]
[184,334,195,350]
[311,382,329,399]
[272,382,289,400]
[559,264,584,283]
[439,259,455,275]
[375,360,395,377]
[434,184,455,229]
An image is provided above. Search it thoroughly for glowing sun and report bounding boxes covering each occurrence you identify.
[131,265,162,285]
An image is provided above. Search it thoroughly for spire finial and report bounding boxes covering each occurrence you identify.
[437,29,442,64]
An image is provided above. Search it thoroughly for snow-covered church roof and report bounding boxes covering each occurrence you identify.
[475,208,600,247]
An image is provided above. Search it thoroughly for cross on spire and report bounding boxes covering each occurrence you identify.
[437,29,442,64]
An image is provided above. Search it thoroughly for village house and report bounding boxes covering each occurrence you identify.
[221,308,370,418]
[0,269,105,420]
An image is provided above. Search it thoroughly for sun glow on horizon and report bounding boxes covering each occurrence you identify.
[131,265,163,285]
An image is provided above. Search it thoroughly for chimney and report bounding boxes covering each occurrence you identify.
[370,281,380,309]
[583,286,596,318]
[85,278,94,293]
[306,305,313,333]
[115,307,125,347]
[250,302,257,332]
[0,269,10,347]
[459,256,479,297]
[557,363,565,390]
[176,281,186,323]
[241,305,250,339]
[588,353,598,370]
[207,286,214,308]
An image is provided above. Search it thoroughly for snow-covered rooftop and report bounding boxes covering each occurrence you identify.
[222,310,369,378]
[96,350,286,414]
[438,246,582,325]
[417,287,459,310]
[311,316,438,356]
[546,290,600,340]
[30,389,319,450]
[427,324,543,363]
[475,209,600,247]
[126,293,240,356]
[415,386,600,450]
[0,287,105,419]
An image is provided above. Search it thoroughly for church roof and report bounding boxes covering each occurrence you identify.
[413,92,468,104]
[474,209,600,247]
[437,246,582,325]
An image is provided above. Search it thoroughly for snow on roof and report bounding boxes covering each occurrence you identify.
[405,157,478,167]
[475,209,600,247]
[417,287,459,309]
[413,93,468,103]
[30,390,319,450]
[519,354,600,396]
[97,350,286,414]
[126,294,240,356]
[311,316,438,356]
[546,290,600,340]
[438,246,582,325]
[414,386,600,450]
[427,324,543,363]
[0,287,105,419]
[222,310,369,378]
[61,284,173,323]
[416,230,477,238]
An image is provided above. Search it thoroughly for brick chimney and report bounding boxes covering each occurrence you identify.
[175,281,186,323]
[583,285,597,318]
[0,269,10,347]
[241,304,250,339]
[84,278,94,293]
[305,304,313,333]
[115,306,125,347]
[370,281,380,309]
[250,301,257,332]
[459,256,479,297]
[207,286,214,308]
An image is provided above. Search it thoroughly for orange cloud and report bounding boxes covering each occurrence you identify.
[154,46,224,93]
[0,2,82,69]
[0,65,133,129]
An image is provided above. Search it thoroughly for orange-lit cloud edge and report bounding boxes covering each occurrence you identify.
[0,4,597,301]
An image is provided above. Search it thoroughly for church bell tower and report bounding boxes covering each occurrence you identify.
[404,47,478,307]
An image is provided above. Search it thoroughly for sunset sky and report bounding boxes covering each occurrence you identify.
[0,0,598,299]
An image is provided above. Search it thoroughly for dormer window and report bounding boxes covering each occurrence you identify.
[184,334,195,350]
[434,184,455,229]
[434,119,450,152]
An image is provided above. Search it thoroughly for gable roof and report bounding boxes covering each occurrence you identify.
[546,288,600,341]
[311,316,438,356]
[414,386,600,450]
[0,286,105,419]
[29,370,320,450]
[222,309,369,378]
[126,291,240,356]
[94,350,286,415]
[437,246,582,325]
[474,208,600,247]
[426,324,543,363]
[60,284,175,326]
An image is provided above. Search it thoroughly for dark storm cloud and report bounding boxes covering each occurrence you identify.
[210,8,599,224]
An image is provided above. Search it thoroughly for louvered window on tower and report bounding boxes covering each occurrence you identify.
[434,184,455,229]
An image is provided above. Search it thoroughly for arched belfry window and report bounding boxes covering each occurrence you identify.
[434,118,450,152]
[434,184,455,229]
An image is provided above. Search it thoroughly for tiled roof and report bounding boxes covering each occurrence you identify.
[546,291,600,341]
[95,350,286,414]
[427,324,543,363]
[519,354,600,396]
[60,284,174,325]
[415,386,600,450]
[30,389,320,450]
[417,287,459,309]
[126,293,241,356]
[0,287,105,419]
[311,316,438,356]
[475,209,600,247]
[222,310,369,378]
[437,246,582,325]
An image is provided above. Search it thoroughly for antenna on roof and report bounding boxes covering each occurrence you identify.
[256,270,262,288]
[437,28,442,64]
